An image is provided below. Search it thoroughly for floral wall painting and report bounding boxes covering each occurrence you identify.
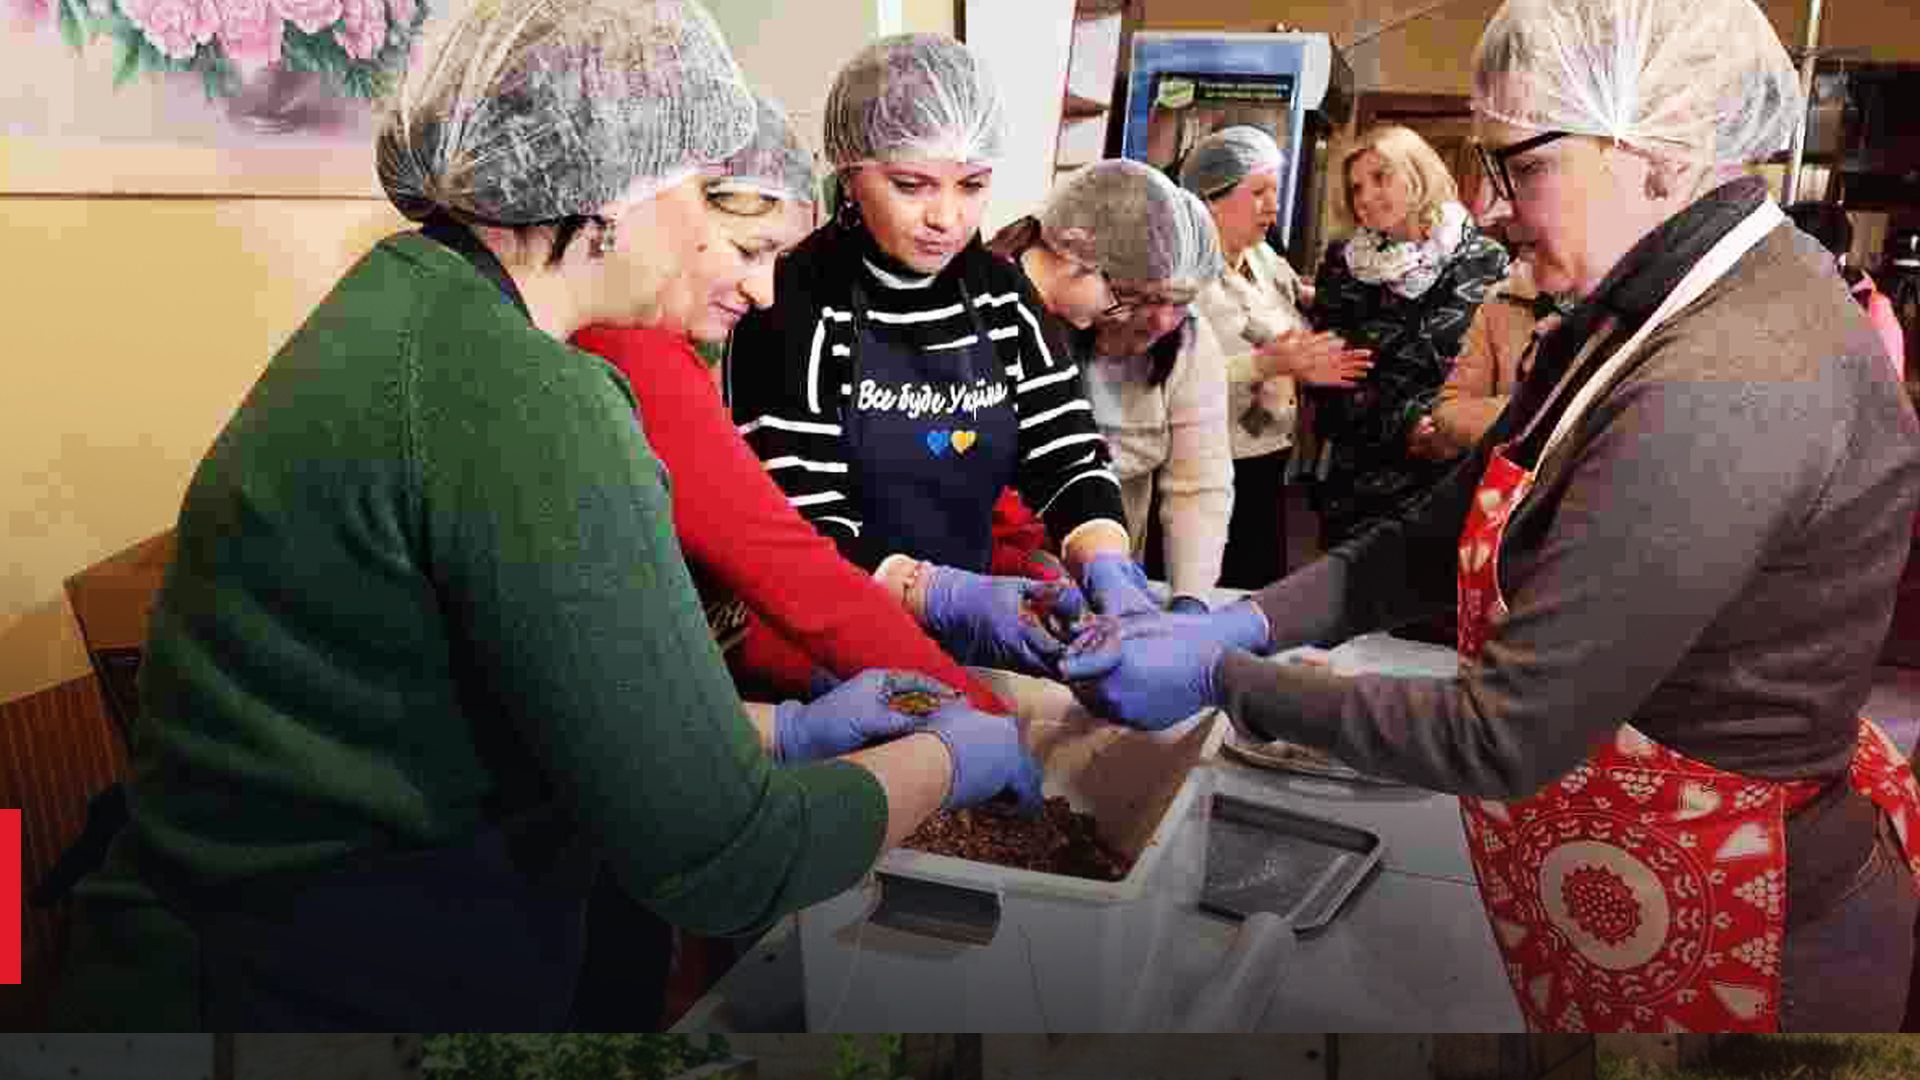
[1,0,468,194]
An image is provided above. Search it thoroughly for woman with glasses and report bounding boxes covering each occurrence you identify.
[729,35,1160,674]
[1061,0,1920,1033]
[1179,126,1376,588]
[1301,124,1509,548]
[1035,160,1242,605]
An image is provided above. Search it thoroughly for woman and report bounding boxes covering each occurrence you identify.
[1420,257,1566,460]
[1304,124,1509,547]
[1041,161,1234,601]
[53,0,1036,1032]
[979,157,1246,591]
[1064,0,1920,1033]
[566,93,1011,1030]
[730,34,1160,655]
[573,94,1006,715]
[1179,125,1375,587]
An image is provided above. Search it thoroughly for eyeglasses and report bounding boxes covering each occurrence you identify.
[1102,281,1199,321]
[1476,130,1572,204]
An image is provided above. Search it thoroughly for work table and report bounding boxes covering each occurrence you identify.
[675,633,1527,1034]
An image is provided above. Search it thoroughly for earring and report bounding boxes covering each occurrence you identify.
[1644,170,1671,201]
[836,195,862,231]
[588,219,617,258]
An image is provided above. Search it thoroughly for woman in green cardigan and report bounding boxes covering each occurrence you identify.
[52,0,1038,1032]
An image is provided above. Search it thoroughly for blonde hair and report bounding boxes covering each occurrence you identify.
[1338,124,1459,237]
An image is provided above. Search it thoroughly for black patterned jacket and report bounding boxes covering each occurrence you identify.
[1305,229,1509,542]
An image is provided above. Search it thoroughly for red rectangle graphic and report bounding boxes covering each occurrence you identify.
[2,810,19,984]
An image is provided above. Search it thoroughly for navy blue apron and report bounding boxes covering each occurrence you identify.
[844,273,1020,572]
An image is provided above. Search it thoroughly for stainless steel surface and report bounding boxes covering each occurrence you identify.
[1199,794,1383,935]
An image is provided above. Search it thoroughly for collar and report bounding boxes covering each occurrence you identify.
[1590,176,1769,323]
[419,212,532,322]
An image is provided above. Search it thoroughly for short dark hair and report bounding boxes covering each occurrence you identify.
[1784,201,1853,258]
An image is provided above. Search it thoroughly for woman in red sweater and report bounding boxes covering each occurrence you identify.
[564,94,1009,1030]
[573,96,1006,714]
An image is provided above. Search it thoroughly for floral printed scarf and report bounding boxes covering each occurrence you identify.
[1342,200,1471,300]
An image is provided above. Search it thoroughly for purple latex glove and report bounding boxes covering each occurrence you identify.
[1079,553,1159,617]
[921,700,1044,815]
[1165,594,1210,615]
[921,565,1087,677]
[773,670,958,763]
[1056,614,1233,731]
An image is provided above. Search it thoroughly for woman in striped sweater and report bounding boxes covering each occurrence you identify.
[729,34,1160,675]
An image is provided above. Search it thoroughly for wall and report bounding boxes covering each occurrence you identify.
[0,197,404,702]
[0,1,954,706]
[966,0,1077,233]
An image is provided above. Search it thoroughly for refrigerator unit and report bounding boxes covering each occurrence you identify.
[1118,31,1353,274]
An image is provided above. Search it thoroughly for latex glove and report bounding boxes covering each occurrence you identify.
[1166,594,1210,615]
[921,701,1044,814]
[1080,553,1160,618]
[773,670,958,763]
[805,668,842,699]
[1057,615,1229,732]
[921,565,1086,677]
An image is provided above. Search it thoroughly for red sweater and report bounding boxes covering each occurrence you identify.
[572,325,1005,713]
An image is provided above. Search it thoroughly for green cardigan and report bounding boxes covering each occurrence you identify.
[54,232,887,1029]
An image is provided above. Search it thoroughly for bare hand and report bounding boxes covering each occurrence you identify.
[1261,330,1373,388]
[1406,413,1452,461]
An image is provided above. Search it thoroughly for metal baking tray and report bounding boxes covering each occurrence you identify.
[1198,794,1384,936]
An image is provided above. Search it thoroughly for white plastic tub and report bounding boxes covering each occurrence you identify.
[798,668,1223,1032]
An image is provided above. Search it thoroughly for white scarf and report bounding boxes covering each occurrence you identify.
[1343,201,1471,300]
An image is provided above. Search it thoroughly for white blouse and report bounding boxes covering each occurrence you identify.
[1193,242,1312,461]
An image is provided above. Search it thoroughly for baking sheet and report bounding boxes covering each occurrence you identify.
[1200,794,1382,935]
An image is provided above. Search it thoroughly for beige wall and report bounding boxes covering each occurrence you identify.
[0,1,958,705]
[0,196,406,701]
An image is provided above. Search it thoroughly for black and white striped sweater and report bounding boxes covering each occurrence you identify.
[726,223,1126,570]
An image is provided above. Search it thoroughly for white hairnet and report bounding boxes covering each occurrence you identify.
[1471,0,1802,164]
[1178,125,1283,201]
[709,94,819,205]
[1040,159,1223,288]
[377,0,755,224]
[821,33,1004,166]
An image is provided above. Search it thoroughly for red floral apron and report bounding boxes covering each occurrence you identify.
[1455,201,1920,1033]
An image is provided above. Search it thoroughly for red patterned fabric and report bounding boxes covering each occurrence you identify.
[989,488,1067,581]
[1455,443,1920,1033]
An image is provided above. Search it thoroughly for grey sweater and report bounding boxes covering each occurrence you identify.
[1215,180,1920,924]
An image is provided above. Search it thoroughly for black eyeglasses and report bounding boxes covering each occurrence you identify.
[1476,130,1572,203]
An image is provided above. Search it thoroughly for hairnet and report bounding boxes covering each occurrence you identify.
[1040,159,1223,288]
[377,0,755,224]
[709,93,819,205]
[821,33,1004,166]
[1470,0,1802,165]
[1178,125,1284,201]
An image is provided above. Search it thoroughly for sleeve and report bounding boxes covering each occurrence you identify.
[581,328,1008,715]
[1428,300,1508,458]
[1006,278,1129,543]
[727,274,883,569]
[419,344,886,939]
[1154,316,1236,595]
[1216,368,1842,798]
[1194,278,1267,387]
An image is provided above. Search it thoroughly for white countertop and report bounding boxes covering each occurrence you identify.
[674,632,1525,1034]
